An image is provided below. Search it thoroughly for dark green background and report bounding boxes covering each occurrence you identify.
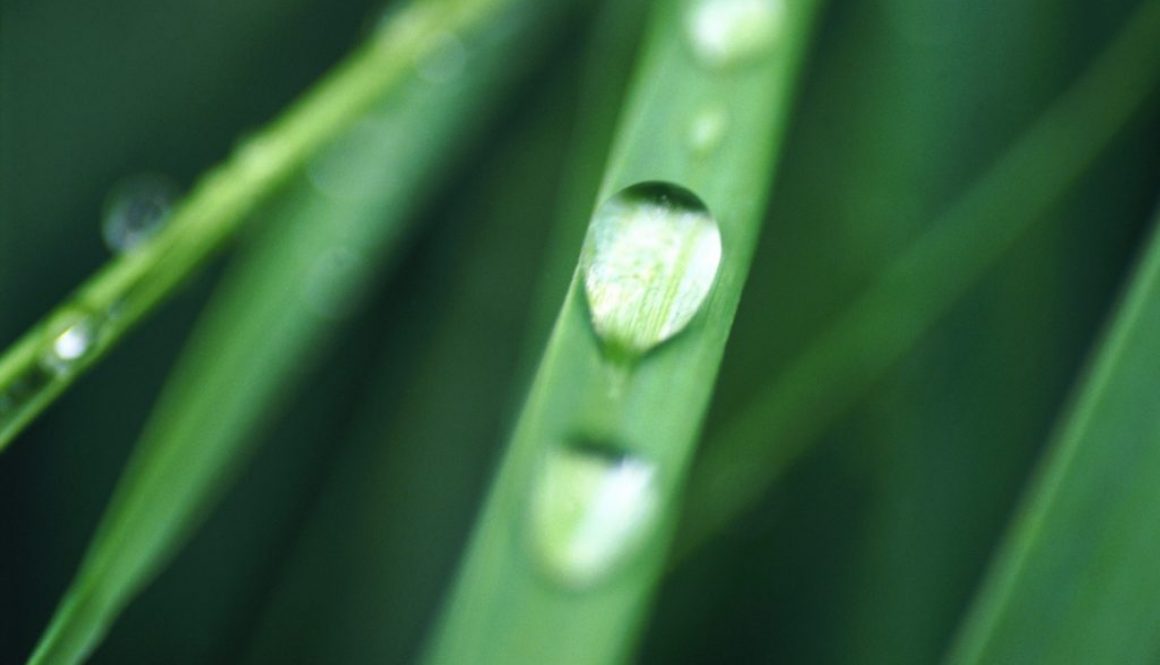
[1,0,1157,662]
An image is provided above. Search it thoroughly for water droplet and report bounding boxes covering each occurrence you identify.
[41,312,101,375]
[581,182,722,357]
[0,364,54,427]
[416,31,467,83]
[527,443,660,588]
[102,175,179,253]
[684,0,786,68]
[688,105,729,154]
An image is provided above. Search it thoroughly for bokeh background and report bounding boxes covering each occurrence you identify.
[2,0,1158,662]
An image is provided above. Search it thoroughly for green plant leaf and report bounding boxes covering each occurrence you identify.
[677,0,1160,555]
[0,0,518,453]
[23,1,576,663]
[423,0,825,662]
[944,198,1160,662]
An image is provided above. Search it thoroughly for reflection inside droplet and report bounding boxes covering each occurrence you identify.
[581,181,722,358]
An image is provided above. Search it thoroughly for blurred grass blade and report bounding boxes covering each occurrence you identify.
[24,1,577,663]
[677,0,1160,554]
[423,1,825,663]
[945,202,1160,664]
[239,7,649,661]
[0,0,509,453]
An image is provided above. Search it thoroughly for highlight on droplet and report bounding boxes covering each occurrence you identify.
[41,312,101,375]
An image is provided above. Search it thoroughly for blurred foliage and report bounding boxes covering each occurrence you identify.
[1,0,1158,663]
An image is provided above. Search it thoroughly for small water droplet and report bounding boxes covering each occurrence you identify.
[688,105,729,154]
[416,31,467,83]
[41,313,101,375]
[684,0,786,68]
[527,442,660,588]
[0,364,54,426]
[581,182,722,357]
[102,175,179,253]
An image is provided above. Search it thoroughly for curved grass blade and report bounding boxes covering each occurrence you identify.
[23,2,578,663]
[0,0,511,453]
[943,201,1160,662]
[423,1,825,662]
[677,0,1160,554]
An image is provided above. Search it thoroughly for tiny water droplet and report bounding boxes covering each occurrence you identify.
[0,364,54,426]
[102,175,178,253]
[582,182,722,357]
[687,105,729,154]
[527,443,660,588]
[41,313,101,375]
[416,31,467,83]
[685,0,786,68]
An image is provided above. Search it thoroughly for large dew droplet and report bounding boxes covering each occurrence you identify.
[582,182,722,357]
[102,174,178,253]
[684,0,786,68]
[527,443,660,589]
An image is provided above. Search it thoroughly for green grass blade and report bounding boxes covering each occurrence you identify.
[945,201,1160,663]
[238,10,647,660]
[240,75,584,662]
[677,0,1160,554]
[23,2,576,663]
[0,0,510,453]
[422,1,825,662]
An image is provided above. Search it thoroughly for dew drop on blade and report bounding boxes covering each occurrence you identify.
[688,104,729,155]
[527,443,660,589]
[0,364,55,432]
[684,0,786,68]
[41,312,101,375]
[581,182,722,357]
[101,174,178,253]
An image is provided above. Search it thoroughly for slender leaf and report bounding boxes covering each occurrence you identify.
[24,1,576,663]
[945,199,1160,662]
[423,1,825,662]
[677,0,1160,554]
